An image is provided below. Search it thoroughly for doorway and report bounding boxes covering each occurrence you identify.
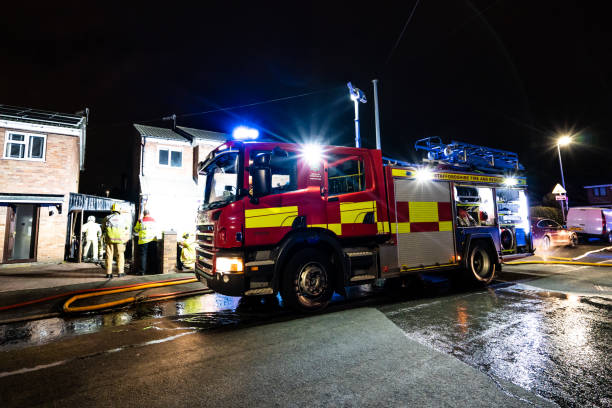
[3,204,39,263]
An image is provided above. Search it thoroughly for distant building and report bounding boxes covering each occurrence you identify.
[131,124,226,235]
[584,184,612,207]
[0,105,87,264]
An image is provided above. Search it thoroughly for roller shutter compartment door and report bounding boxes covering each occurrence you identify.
[393,179,455,269]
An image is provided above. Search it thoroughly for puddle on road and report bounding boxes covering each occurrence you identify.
[380,285,612,408]
[0,294,246,351]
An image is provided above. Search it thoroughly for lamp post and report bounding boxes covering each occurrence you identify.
[557,135,572,221]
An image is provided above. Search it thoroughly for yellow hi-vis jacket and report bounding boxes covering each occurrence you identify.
[180,238,196,269]
[133,216,159,245]
[103,212,130,244]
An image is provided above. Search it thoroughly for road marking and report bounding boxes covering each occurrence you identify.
[0,329,199,379]
[0,360,67,378]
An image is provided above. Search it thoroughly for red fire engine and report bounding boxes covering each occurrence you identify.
[195,136,533,311]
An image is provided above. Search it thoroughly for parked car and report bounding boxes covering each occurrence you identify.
[567,207,612,243]
[531,217,578,251]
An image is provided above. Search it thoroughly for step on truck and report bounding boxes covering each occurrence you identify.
[194,136,534,311]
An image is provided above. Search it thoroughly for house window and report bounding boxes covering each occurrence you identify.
[158,148,182,167]
[593,187,608,197]
[3,132,46,161]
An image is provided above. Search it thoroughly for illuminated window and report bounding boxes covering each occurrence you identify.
[327,154,366,196]
[3,132,46,161]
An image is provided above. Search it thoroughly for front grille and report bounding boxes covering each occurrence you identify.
[196,223,214,273]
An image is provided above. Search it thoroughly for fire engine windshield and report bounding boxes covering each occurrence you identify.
[202,151,240,209]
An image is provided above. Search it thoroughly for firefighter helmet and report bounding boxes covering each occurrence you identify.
[111,203,120,212]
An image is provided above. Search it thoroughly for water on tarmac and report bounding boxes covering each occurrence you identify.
[1,276,610,407]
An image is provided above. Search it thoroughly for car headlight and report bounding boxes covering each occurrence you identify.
[215,257,243,273]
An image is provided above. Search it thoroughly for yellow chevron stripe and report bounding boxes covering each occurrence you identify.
[340,201,376,224]
[408,202,439,222]
[439,221,453,231]
[245,206,298,228]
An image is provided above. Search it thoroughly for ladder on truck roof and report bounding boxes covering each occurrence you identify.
[413,137,524,172]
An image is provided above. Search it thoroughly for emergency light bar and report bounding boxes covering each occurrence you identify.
[232,126,259,140]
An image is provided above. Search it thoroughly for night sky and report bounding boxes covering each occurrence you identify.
[2,1,610,203]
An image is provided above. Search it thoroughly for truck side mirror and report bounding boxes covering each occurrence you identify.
[250,153,271,199]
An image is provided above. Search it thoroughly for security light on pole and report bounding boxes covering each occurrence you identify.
[347,82,367,148]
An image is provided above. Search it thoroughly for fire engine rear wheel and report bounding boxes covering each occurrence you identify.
[281,248,334,312]
[465,241,496,285]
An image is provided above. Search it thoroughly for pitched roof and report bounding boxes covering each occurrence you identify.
[0,104,85,128]
[133,124,188,142]
[177,126,227,143]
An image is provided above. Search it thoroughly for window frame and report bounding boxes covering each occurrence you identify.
[247,148,299,196]
[3,131,47,162]
[157,146,183,168]
[326,154,367,197]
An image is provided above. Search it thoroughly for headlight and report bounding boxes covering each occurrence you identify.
[215,257,244,273]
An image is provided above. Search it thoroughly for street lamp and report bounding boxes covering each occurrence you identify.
[557,134,572,221]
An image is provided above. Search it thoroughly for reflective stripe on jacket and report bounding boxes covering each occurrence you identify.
[104,213,130,244]
[133,216,158,244]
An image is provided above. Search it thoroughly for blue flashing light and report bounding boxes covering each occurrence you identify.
[232,126,259,140]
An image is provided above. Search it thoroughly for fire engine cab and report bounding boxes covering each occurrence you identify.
[195,136,533,311]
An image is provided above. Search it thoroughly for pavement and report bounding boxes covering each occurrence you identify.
[0,262,209,324]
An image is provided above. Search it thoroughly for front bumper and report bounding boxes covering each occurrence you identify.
[195,268,246,297]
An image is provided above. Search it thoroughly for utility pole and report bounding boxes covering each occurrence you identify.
[372,79,381,150]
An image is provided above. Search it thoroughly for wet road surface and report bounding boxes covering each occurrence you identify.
[1,247,611,407]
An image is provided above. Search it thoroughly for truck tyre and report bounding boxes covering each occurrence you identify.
[464,241,496,285]
[281,248,334,312]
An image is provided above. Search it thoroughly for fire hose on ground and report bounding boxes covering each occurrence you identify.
[0,277,208,321]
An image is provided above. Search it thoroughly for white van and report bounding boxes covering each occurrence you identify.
[567,207,612,243]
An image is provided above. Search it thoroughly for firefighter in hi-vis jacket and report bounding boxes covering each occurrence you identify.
[103,203,130,279]
[133,209,159,275]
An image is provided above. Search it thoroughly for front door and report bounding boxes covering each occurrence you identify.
[4,204,38,263]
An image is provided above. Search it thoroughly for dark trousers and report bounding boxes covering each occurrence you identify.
[138,241,157,275]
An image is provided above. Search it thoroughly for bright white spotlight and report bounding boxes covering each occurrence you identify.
[301,143,323,167]
[415,167,434,182]
[558,135,572,146]
[503,177,518,186]
[232,126,259,140]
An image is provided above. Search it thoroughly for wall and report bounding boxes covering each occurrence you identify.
[0,127,80,263]
[138,138,218,236]
[586,187,612,205]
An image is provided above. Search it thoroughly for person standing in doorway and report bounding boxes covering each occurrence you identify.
[133,209,159,275]
[103,203,130,279]
[82,216,101,262]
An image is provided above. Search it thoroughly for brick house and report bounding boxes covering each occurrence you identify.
[131,124,226,236]
[0,105,87,264]
[584,184,612,207]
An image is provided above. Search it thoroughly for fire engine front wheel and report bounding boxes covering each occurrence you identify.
[465,241,496,285]
[281,248,334,312]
